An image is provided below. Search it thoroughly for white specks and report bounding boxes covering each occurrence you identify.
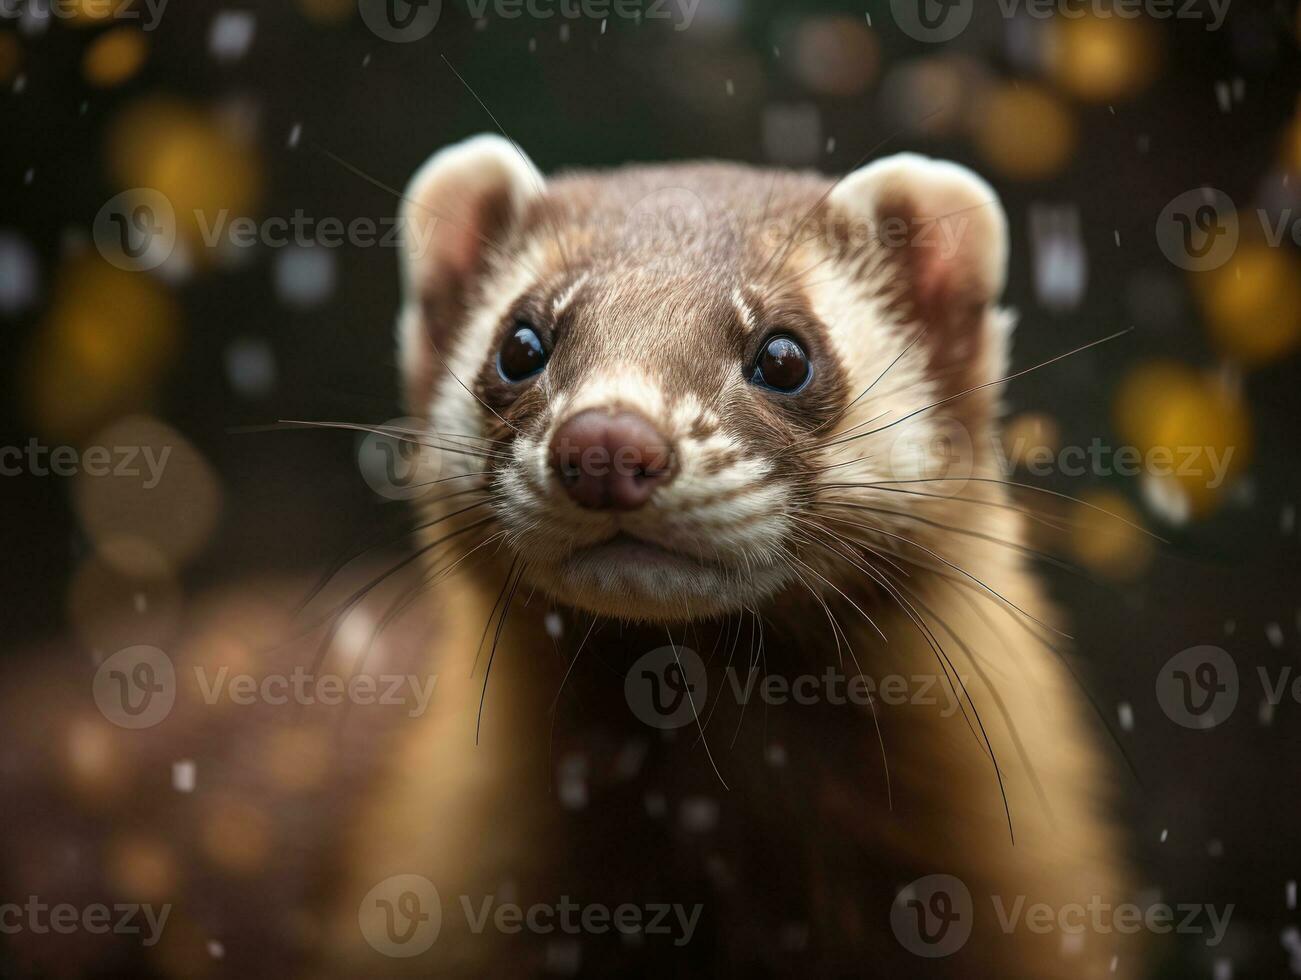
[544,611,564,638]
[558,23,569,43]
[1141,473,1191,526]
[1028,205,1087,313]
[1260,699,1275,726]
[1288,880,1296,910]
[1114,230,1121,247]
[0,231,39,314]
[1117,702,1134,732]
[361,53,371,68]
[558,753,587,810]
[1267,622,1285,649]
[725,78,734,96]
[287,123,302,149]
[13,73,26,94]
[207,940,225,960]
[1208,838,1224,858]
[1110,954,1119,973]
[1283,927,1301,973]
[225,338,277,399]
[1225,619,1236,636]
[23,167,33,185]
[1212,958,1232,980]
[600,19,606,35]
[209,12,256,63]
[274,245,335,309]
[133,592,147,613]
[1282,504,1295,534]
[680,797,719,833]
[528,37,537,52]
[825,136,835,153]
[172,759,196,793]
[765,742,787,767]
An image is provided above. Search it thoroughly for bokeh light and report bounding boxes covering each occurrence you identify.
[1196,243,1301,366]
[973,83,1077,180]
[83,28,149,88]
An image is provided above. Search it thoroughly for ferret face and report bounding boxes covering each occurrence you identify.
[398,137,1010,622]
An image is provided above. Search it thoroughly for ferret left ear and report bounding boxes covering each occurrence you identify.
[828,153,1009,385]
[397,133,544,414]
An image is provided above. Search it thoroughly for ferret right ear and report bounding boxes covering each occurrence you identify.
[397,133,543,414]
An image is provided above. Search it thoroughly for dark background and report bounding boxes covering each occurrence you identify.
[3,1,1301,976]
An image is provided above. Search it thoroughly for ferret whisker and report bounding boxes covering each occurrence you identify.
[821,328,1134,453]
[548,614,602,790]
[476,560,528,745]
[307,515,498,680]
[296,496,494,617]
[801,530,1015,842]
[815,502,1075,574]
[818,482,1076,535]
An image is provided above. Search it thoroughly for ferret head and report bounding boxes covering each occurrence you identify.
[396,135,1012,623]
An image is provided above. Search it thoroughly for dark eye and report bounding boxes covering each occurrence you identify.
[497,322,548,382]
[750,335,811,393]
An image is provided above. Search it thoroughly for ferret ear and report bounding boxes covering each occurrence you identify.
[828,153,1009,389]
[397,133,543,414]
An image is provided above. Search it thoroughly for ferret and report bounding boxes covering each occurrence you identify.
[0,138,1131,979]
[327,136,1131,976]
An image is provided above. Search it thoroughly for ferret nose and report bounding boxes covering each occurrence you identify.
[549,409,676,511]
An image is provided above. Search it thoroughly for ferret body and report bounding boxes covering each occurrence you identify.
[0,140,1131,979]
[330,138,1131,976]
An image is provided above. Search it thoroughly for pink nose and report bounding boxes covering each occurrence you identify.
[549,409,676,511]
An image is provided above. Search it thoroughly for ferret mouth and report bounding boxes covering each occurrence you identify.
[564,532,724,571]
